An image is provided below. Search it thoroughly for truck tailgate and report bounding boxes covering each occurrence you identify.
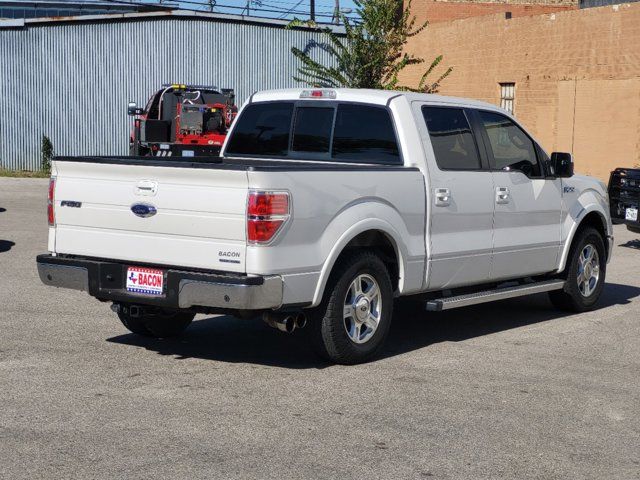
[52,159,248,273]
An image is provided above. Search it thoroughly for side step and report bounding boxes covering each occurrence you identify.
[425,279,566,312]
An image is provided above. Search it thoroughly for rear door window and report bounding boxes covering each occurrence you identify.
[225,102,294,156]
[332,104,401,164]
[422,107,481,171]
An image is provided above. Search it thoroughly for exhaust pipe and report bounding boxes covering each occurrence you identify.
[294,312,307,330]
[263,312,296,333]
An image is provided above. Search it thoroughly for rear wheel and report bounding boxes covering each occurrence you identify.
[117,305,194,338]
[549,227,606,312]
[307,251,394,365]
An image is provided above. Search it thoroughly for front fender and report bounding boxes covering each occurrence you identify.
[558,188,611,272]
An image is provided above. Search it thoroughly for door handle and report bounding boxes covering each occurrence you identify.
[434,188,451,207]
[135,180,158,196]
[496,186,510,204]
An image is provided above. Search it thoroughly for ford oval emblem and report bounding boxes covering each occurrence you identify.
[131,203,157,218]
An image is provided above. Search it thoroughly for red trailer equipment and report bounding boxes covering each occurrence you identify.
[128,84,237,157]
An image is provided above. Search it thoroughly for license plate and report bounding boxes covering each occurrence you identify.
[626,207,638,222]
[126,267,164,295]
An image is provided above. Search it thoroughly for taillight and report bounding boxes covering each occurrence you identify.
[47,176,56,226]
[247,191,290,244]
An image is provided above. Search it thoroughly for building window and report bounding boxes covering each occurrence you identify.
[500,83,515,114]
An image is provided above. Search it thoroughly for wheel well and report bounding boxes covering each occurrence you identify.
[576,211,608,257]
[337,230,400,291]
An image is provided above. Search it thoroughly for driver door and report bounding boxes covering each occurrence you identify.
[473,109,563,281]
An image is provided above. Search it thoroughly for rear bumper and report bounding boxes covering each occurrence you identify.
[36,254,283,311]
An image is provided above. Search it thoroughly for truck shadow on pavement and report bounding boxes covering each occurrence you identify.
[107,282,639,369]
[0,240,15,253]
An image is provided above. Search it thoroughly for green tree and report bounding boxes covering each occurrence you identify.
[289,0,451,92]
[41,135,53,174]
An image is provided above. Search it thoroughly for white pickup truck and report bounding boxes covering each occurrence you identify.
[38,88,613,364]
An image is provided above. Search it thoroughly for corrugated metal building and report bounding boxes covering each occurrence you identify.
[0,11,338,170]
[0,0,171,19]
[580,0,638,7]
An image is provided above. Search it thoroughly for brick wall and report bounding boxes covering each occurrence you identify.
[410,0,576,24]
[403,2,640,180]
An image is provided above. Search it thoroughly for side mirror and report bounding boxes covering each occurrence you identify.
[127,101,143,116]
[551,152,574,178]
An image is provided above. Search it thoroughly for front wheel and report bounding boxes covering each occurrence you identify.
[549,227,606,312]
[307,251,394,365]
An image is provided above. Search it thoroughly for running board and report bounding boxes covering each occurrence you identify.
[425,279,566,312]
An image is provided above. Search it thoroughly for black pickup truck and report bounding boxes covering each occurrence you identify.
[609,168,640,234]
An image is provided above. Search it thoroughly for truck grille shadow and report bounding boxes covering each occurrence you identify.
[0,240,15,253]
[619,240,640,250]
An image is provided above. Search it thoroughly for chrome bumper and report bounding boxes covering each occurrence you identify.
[36,254,283,311]
[177,276,283,309]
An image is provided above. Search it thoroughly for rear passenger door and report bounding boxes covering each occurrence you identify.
[419,105,495,290]
[473,109,562,280]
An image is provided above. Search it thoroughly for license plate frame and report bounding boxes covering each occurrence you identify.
[625,207,638,222]
[126,266,165,296]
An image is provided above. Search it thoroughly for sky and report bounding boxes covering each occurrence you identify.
[169,0,360,22]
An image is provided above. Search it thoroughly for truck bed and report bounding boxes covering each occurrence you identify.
[54,155,416,172]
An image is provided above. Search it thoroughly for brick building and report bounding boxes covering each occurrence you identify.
[403,2,640,180]
[411,0,576,24]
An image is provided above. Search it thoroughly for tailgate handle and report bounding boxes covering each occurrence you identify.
[135,180,158,196]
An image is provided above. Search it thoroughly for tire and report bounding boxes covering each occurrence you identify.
[117,306,194,338]
[117,309,153,336]
[307,250,394,365]
[627,225,640,234]
[548,227,606,312]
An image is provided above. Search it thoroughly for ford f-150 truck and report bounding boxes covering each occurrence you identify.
[37,88,613,364]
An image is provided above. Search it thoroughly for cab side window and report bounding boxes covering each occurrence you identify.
[422,107,482,171]
[478,110,541,177]
[332,104,401,164]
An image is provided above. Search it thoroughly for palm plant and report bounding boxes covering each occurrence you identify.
[289,0,452,92]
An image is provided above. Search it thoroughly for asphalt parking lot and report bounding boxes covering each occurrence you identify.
[1,177,639,479]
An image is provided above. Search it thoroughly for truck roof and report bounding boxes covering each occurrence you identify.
[250,88,503,112]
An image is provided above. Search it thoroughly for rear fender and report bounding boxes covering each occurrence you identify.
[311,212,416,308]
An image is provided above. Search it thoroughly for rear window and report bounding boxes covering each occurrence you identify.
[423,107,481,171]
[226,101,401,165]
[291,107,334,153]
[225,102,293,156]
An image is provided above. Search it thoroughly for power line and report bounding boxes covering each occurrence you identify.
[277,0,304,19]
[99,0,358,19]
